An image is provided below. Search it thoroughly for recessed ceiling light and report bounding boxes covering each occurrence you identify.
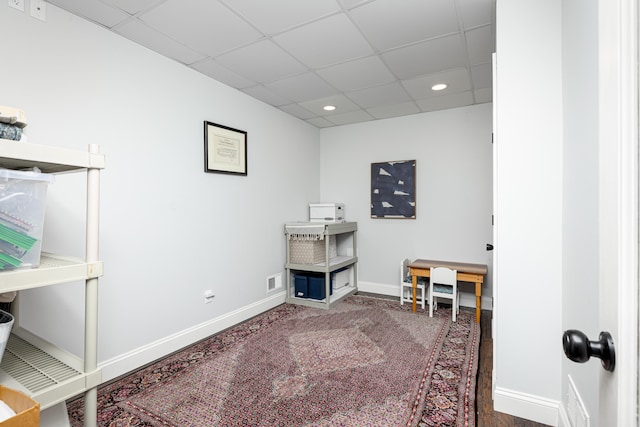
[431,83,447,91]
[323,105,336,111]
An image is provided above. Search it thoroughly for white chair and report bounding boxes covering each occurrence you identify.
[429,266,459,321]
[400,258,428,309]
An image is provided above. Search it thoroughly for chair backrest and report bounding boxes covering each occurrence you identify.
[430,266,457,289]
[400,258,411,283]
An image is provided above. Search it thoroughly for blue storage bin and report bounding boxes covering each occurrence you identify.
[294,274,308,298]
[308,276,325,300]
[308,274,333,300]
[294,272,337,300]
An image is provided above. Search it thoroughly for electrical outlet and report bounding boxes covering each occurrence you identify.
[204,290,215,304]
[8,0,25,12]
[31,0,46,21]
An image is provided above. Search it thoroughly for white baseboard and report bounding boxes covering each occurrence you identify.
[357,281,399,297]
[494,386,561,426]
[357,280,493,310]
[99,291,286,383]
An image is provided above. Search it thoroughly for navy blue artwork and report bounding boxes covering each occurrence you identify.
[371,160,416,219]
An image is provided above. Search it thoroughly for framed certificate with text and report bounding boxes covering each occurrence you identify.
[204,121,247,176]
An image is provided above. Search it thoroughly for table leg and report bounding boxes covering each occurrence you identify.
[475,281,481,323]
[412,274,417,312]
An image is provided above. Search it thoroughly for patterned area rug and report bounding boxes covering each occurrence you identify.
[67,295,480,426]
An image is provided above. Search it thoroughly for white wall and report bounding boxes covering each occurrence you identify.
[561,0,600,423]
[494,0,563,424]
[1,5,320,379]
[319,104,493,304]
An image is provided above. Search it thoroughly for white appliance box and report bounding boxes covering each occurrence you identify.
[309,203,345,222]
[332,267,351,289]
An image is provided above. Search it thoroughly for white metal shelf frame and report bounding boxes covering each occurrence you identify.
[0,139,104,427]
[284,222,358,309]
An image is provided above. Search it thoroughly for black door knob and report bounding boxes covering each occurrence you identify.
[486,243,494,251]
[562,329,615,372]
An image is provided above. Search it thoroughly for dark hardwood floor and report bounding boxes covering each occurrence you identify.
[477,309,550,426]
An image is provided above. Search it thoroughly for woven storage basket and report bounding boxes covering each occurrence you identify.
[290,235,336,264]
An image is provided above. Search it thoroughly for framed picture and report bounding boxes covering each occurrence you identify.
[204,121,247,175]
[371,160,416,219]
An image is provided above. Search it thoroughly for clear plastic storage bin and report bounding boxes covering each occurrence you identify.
[0,168,54,270]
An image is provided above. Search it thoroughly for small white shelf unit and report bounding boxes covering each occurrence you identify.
[0,140,104,427]
[285,221,358,309]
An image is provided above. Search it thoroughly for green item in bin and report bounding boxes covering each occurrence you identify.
[0,222,37,250]
[0,252,22,269]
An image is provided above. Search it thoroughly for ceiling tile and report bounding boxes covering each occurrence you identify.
[242,85,292,107]
[474,88,493,103]
[265,73,339,103]
[325,110,375,126]
[223,0,341,34]
[465,25,494,66]
[273,14,373,68]
[48,0,129,27]
[367,102,420,120]
[114,20,206,65]
[298,94,362,116]
[470,63,492,89]
[347,82,411,108]
[316,56,396,92]
[138,0,263,57]
[337,0,370,9]
[278,104,317,120]
[457,0,494,29]
[382,34,467,80]
[402,68,471,100]
[349,0,459,51]
[306,117,335,128]
[217,40,307,83]
[417,91,474,112]
[191,59,255,89]
[102,0,160,15]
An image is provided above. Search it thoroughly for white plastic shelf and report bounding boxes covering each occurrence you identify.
[0,142,103,427]
[284,222,358,309]
[0,253,103,293]
[286,283,358,308]
[0,139,105,173]
[285,255,358,273]
[0,332,100,410]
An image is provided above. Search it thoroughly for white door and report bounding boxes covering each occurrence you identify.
[491,52,498,400]
[597,0,638,424]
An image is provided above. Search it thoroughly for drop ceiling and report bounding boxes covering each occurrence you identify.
[47,0,495,128]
